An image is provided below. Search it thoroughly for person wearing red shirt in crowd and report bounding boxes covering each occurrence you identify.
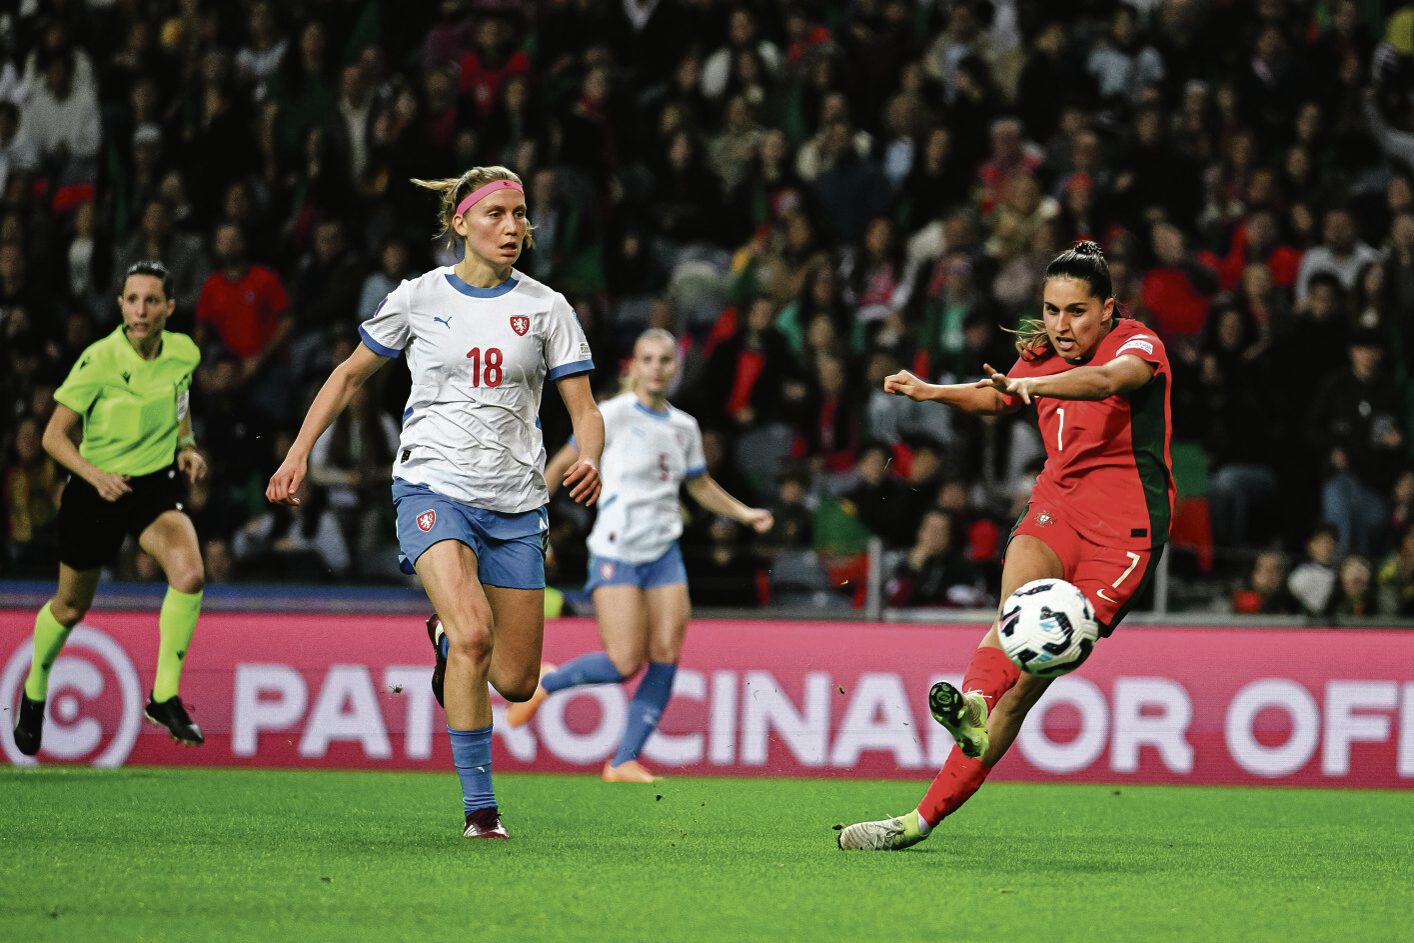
[195,222,292,388]
[839,241,1175,851]
[1141,221,1218,357]
[458,18,529,121]
[1214,209,1303,293]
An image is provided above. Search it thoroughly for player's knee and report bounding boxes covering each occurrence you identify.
[169,567,204,595]
[497,671,540,702]
[49,598,86,627]
[608,651,644,679]
[444,623,493,665]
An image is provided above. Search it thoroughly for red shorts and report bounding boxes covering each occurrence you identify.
[1008,503,1161,635]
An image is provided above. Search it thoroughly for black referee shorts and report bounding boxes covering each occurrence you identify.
[57,465,188,571]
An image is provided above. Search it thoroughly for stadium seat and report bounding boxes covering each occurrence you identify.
[1168,440,1213,573]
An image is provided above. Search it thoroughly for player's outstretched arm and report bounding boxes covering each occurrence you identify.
[684,474,774,533]
[884,368,1014,415]
[977,354,1153,405]
[266,344,387,506]
[555,374,603,506]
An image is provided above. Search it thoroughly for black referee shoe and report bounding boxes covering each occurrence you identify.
[426,613,446,709]
[13,694,45,756]
[144,693,204,745]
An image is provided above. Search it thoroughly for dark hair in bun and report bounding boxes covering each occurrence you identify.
[1043,240,1112,301]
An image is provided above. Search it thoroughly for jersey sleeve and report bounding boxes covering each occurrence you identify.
[684,416,707,478]
[358,280,410,358]
[1110,327,1169,374]
[544,293,594,381]
[53,344,104,414]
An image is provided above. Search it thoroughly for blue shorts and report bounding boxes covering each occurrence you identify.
[392,479,548,590]
[584,544,688,592]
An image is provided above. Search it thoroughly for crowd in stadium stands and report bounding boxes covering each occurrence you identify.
[2,0,1414,621]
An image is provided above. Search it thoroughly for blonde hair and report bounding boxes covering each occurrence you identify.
[621,328,678,394]
[409,165,535,250]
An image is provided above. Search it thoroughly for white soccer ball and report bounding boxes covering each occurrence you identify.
[997,579,1100,678]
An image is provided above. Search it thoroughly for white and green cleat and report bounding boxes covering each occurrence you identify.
[929,681,989,759]
[835,809,930,851]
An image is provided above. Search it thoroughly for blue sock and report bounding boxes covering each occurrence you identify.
[438,632,449,659]
[612,662,677,768]
[447,724,495,815]
[542,651,623,694]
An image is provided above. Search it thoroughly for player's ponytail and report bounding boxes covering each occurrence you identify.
[411,166,536,251]
[1008,241,1117,359]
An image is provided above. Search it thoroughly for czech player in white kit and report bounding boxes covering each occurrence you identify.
[266,166,604,839]
[505,330,772,782]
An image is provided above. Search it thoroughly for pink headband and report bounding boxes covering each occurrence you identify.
[455,179,524,218]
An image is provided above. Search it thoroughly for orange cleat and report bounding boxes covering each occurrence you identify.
[601,759,660,783]
[504,662,556,728]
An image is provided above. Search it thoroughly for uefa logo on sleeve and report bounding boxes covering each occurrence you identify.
[416,510,437,532]
[2,626,143,767]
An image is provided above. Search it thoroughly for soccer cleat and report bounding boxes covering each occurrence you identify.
[426,613,447,708]
[504,662,556,728]
[144,693,204,745]
[463,807,510,839]
[602,759,659,783]
[835,809,929,851]
[13,694,45,756]
[929,681,989,759]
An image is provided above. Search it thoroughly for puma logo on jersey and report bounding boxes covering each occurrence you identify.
[432,316,452,328]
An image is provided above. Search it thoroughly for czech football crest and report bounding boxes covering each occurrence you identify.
[416,510,437,532]
[510,315,530,336]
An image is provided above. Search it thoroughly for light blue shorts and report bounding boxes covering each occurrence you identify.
[584,543,688,592]
[392,479,547,589]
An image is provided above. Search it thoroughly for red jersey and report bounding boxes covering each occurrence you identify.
[1003,319,1175,549]
[196,265,290,359]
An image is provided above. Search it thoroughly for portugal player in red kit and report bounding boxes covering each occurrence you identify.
[838,241,1175,851]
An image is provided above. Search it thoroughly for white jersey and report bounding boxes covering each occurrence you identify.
[587,393,707,564]
[359,266,593,512]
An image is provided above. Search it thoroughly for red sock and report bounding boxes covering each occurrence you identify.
[963,645,1020,709]
[918,747,990,827]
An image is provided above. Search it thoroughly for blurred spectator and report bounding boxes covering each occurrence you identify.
[2,414,60,576]
[307,384,399,574]
[1330,554,1379,619]
[0,102,40,194]
[1377,523,1414,616]
[1310,330,1404,557]
[1141,222,1218,358]
[1296,207,1379,301]
[842,441,911,547]
[1287,524,1341,619]
[687,516,762,606]
[22,46,100,181]
[885,509,988,608]
[1231,549,1301,616]
[764,467,814,553]
[1086,4,1165,108]
[233,487,350,580]
[357,237,413,320]
[196,223,291,376]
[113,199,209,315]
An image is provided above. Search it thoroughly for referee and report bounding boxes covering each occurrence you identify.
[13,261,207,755]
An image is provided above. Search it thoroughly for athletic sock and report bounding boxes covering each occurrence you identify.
[153,587,203,702]
[23,602,73,701]
[917,747,992,828]
[962,645,1021,709]
[611,661,677,768]
[541,652,623,694]
[447,724,495,815]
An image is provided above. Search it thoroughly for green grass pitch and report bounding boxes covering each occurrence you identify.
[2,767,1411,942]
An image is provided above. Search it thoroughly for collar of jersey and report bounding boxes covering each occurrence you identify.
[445,269,519,298]
[633,400,671,420]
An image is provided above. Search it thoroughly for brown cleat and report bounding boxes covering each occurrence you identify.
[602,759,660,783]
[463,807,510,839]
[504,662,556,728]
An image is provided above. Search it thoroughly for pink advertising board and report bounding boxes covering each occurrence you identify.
[3,611,1411,788]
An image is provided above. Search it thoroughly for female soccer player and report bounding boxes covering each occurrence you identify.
[266,166,603,840]
[837,241,1174,850]
[501,328,772,783]
[13,261,207,756]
